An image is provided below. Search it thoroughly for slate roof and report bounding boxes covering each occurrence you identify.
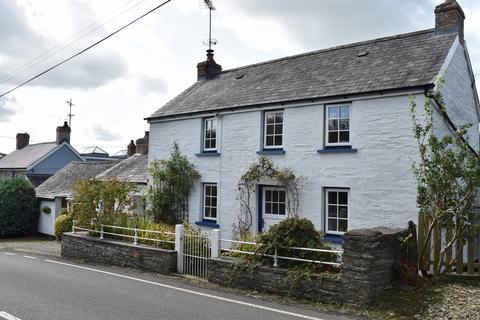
[0,142,57,169]
[35,161,118,199]
[96,154,148,184]
[147,29,457,120]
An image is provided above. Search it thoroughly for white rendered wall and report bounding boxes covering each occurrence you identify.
[440,39,479,152]
[38,198,62,236]
[149,94,426,239]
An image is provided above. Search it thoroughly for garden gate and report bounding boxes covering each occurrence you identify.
[176,226,212,278]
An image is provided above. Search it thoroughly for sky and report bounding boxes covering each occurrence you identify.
[0,0,479,154]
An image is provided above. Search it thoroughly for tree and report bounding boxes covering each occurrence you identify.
[0,178,38,237]
[72,177,137,228]
[411,87,480,276]
[148,143,200,224]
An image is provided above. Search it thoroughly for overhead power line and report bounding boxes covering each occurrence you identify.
[0,0,150,87]
[0,0,173,98]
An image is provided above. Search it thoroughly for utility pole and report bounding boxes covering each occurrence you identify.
[66,98,75,128]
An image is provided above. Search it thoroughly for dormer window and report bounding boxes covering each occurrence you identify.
[203,118,217,152]
[325,105,350,146]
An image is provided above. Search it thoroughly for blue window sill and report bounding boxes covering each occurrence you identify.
[257,149,285,155]
[324,234,344,245]
[317,146,357,154]
[195,220,220,228]
[195,152,221,157]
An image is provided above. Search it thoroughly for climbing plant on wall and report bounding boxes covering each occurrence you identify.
[235,156,305,237]
[148,143,201,224]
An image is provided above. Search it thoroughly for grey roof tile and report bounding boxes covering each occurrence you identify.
[35,161,118,199]
[147,30,456,120]
[0,142,57,169]
[96,154,148,184]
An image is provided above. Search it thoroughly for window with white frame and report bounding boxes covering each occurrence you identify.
[203,118,217,151]
[263,187,286,216]
[325,189,349,234]
[203,183,217,221]
[326,105,350,146]
[264,111,283,149]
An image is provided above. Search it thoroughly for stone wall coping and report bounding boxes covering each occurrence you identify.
[63,232,175,253]
[344,227,403,238]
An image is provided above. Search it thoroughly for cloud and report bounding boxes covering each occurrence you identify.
[223,0,435,50]
[136,74,168,94]
[31,49,128,89]
[0,97,17,123]
[89,124,121,141]
[0,1,127,90]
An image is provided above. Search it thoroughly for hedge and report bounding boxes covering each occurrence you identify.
[0,178,38,237]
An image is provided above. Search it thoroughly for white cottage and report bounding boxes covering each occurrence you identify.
[35,161,118,235]
[146,1,479,242]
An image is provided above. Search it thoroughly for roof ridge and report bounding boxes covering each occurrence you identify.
[27,141,56,146]
[220,29,436,75]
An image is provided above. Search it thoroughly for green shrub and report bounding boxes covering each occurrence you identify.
[256,217,339,270]
[54,213,73,240]
[0,178,38,237]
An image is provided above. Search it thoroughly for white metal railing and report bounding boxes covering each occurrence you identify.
[71,220,175,246]
[220,238,343,268]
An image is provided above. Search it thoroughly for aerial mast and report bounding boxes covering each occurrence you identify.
[203,0,217,49]
[66,98,75,128]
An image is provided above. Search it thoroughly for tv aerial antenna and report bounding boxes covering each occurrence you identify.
[201,0,217,50]
[66,98,75,128]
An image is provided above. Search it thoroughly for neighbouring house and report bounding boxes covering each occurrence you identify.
[146,1,479,241]
[79,146,112,161]
[96,138,149,213]
[110,149,128,160]
[0,122,84,187]
[35,161,118,235]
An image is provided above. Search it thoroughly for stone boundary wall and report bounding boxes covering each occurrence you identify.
[208,227,403,305]
[62,232,176,274]
[208,258,342,303]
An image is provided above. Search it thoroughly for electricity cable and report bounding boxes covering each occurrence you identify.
[0,0,173,98]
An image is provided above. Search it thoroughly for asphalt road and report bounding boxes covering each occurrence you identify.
[0,250,356,320]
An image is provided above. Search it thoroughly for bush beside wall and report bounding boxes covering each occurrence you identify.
[0,178,38,237]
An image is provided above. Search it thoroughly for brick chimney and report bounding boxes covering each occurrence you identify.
[56,121,71,145]
[197,49,222,80]
[135,131,149,155]
[16,133,29,150]
[127,140,136,157]
[435,0,465,42]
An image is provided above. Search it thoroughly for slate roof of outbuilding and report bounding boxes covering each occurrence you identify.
[147,29,457,120]
[0,142,57,169]
[35,161,118,199]
[96,154,148,184]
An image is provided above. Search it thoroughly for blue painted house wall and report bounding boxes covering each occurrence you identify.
[30,144,83,176]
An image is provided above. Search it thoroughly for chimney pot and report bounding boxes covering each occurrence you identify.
[197,49,222,81]
[135,131,149,155]
[56,121,71,145]
[127,140,136,157]
[16,133,30,150]
[435,0,465,42]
